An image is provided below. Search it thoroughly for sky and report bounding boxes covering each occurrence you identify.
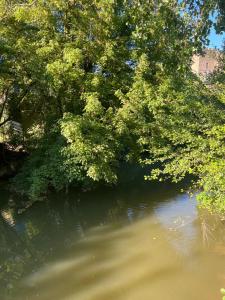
[207,13,225,49]
[208,27,225,49]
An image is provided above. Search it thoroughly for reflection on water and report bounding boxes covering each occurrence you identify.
[0,177,225,300]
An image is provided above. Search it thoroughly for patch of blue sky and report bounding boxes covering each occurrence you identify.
[208,13,225,49]
[208,26,225,49]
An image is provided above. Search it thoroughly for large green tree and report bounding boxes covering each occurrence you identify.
[1,0,225,213]
[0,0,201,199]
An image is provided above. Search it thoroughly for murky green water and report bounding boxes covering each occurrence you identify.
[0,175,225,300]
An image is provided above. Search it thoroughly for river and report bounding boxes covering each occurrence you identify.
[0,173,225,300]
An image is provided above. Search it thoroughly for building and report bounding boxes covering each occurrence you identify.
[192,49,221,78]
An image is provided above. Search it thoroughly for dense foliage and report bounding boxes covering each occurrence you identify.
[0,0,225,212]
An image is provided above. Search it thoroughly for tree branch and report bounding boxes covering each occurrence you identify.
[0,88,9,120]
[0,117,10,128]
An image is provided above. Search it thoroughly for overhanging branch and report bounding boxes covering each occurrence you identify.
[0,117,10,128]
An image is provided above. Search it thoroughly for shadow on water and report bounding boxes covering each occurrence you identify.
[0,167,225,299]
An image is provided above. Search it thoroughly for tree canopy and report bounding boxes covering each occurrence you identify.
[1,0,225,212]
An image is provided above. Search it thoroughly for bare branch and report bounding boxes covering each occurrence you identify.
[0,88,9,121]
[0,117,10,128]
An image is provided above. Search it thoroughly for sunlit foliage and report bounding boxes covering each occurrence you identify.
[1,0,225,211]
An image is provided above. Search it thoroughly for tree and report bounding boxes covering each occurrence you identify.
[0,0,202,199]
[2,0,225,213]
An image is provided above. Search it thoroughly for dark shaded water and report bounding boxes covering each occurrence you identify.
[0,174,225,300]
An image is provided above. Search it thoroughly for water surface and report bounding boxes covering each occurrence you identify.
[0,176,225,300]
